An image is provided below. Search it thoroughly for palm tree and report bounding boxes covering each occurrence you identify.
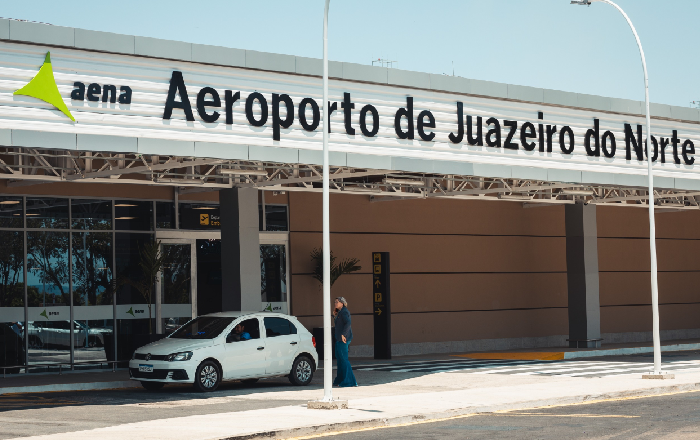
[310,248,361,288]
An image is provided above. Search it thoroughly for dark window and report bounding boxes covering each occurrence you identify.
[156,202,175,229]
[179,203,220,230]
[71,199,112,230]
[264,317,296,337]
[0,231,24,308]
[227,318,260,341]
[26,198,69,229]
[0,197,23,228]
[169,316,234,339]
[27,231,70,307]
[114,233,153,305]
[264,205,288,231]
[115,200,153,231]
[72,232,113,306]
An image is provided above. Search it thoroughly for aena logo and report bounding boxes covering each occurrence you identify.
[14,52,76,121]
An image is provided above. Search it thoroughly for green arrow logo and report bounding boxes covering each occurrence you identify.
[14,52,75,121]
[39,309,48,319]
[126,307,135,317]
[264,303,272,312]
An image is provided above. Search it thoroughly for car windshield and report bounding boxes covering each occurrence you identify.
[169,317,235,339]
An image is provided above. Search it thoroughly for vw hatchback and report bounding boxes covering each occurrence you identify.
[128,311,318,392]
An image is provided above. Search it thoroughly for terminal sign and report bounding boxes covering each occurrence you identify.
[373,252,391,360]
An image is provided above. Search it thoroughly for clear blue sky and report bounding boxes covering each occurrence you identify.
[3,0,697,108]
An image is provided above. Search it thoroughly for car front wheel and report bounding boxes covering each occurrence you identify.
[288,355,314,386]
[194,360,221,392]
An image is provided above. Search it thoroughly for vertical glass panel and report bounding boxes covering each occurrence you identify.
[265,205,289,231]
[179,203,220,230]
[0,196,23,228]
[26,198,69,229]
[73,319,112,363]
[161,243,191,305]
[27,232,70,307]
[196,239,221,316]
[72,199,112,230]
[115,233,154,305]
[0,230,25,371]
[156,202,175,229]
[0,231,25,308]
[260,244,287,303]
[27,320,72,365]
[114,200,153,231]
[72,232,113,306]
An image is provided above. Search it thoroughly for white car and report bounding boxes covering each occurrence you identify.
[128,311,318,392]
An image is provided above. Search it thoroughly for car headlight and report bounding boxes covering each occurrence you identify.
[166,351,193,362]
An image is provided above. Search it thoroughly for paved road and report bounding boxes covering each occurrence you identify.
[321,390,700,439]
[2,351,699,439]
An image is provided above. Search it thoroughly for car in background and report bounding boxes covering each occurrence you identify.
[27,320,112,348]
[128,311,318,392]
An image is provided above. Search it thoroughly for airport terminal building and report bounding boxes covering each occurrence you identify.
[0,18,699,369]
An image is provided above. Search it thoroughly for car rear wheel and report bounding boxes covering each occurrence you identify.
[194,360,221,392]
[288,355,314,386]
[140,381,165,391]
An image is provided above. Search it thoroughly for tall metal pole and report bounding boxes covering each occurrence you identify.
[575,0,661,373]
[321,0,333,402]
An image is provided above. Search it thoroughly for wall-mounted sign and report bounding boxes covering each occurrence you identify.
[373,252,391,360]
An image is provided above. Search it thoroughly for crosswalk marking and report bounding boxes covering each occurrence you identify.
[354,358,700,378]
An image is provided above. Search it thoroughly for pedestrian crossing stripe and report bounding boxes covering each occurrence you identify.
[353,358,700,378]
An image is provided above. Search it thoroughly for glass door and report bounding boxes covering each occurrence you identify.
[260,234,289,314]
[156,239,196,334]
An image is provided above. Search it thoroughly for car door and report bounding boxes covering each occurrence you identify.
[263,317,301,375]
[222,317,267,379]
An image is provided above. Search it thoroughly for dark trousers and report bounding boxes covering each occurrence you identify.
[333,338,357,387]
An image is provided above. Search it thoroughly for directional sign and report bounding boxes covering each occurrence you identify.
[373,252,391,360]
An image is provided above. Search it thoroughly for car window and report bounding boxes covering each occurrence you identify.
[264,317,297,338]
[227,318,260,342]
[170,317,235,339]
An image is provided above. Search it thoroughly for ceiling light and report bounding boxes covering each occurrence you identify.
[192,206,218,210]
[560,189,595,196]
[0,200,20,205]
[498,194,533,201]
[115,216,136,220]
[115,203,137,207]
[383,178,424,186]
[220,169,269,176]
[25,213,40,216]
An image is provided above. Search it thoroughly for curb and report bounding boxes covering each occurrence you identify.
[0,380,140,395]
[563,343,700,359]
[220,382,700,440]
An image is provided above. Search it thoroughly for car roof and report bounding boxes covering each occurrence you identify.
[202,311,297,320]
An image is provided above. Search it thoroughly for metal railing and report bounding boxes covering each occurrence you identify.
[1,360,129,379]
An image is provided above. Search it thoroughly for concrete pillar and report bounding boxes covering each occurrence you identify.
[220,188,261,312]
[565,203,602,348]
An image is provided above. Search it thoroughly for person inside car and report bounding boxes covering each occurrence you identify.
[230,323,251,341]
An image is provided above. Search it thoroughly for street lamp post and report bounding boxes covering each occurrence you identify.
[571,0,665,376]
[321,0,333,402]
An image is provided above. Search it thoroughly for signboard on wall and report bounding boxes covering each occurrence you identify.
[373,252,391,360]
[3,42,700,187]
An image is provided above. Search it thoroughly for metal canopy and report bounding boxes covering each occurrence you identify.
[0,146,698,210]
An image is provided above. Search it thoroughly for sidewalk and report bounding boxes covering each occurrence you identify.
[2,338,699,395]
[8,365,700,440]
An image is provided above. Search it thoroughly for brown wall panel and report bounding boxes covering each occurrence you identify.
[391,309,569,344]
[598,238,700,272]
[289,192,565,237]
[290,232,566,275]
[0,179,174,199]
[600,272,700,306]
[598,205,700,240]
[291,273,567,317]
[601,304,700,333]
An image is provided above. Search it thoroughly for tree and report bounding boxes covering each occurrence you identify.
[310,248,361,289]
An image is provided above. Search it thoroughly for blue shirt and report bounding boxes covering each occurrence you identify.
[240,332,251,341]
